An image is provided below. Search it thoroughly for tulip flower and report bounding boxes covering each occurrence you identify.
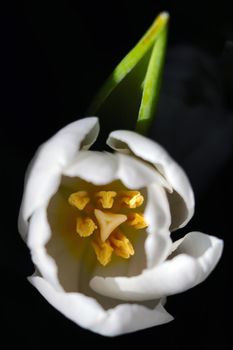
[18,117,223,336]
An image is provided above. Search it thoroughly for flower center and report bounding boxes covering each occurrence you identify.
[68,189,148,266]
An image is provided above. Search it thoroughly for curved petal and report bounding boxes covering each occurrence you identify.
[64,150,169,194]
[115,153,172,191]
[29,275,173,336]
[64,151,118,185]
[46,189,91,292]
[18,117,99,240]
[144,183,172,268]
[27,198,87,293]
[107,130,194,229]
[116,154,172,269]
[90,232,223,301]
[27,207,62,291]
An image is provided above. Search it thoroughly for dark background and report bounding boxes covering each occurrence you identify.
[2,1,232,348]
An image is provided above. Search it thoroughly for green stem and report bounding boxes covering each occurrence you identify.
[136,25,168,135]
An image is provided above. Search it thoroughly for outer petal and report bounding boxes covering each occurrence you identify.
[18,117,99,240]
[107,130,194,229]
[90,232,223,301]
[27,207,62,291]
[29,275,173,336]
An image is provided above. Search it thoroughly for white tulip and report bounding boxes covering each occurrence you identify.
[18,117,223,336]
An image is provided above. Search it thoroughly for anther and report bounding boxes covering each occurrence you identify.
[95,191,117,209]
[120,191,144,208]
[91,237,113,266]
[109,230,134,259]
[68,191,90,210]
[127,213,148,229]
[76,217,97,237]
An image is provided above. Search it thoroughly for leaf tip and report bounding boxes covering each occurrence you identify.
[159,11,170,20]
[156,11,170,27]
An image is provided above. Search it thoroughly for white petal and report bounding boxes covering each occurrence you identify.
[29,275,173,336]
[171,231,223,281]
[27,202,83,292]
[115,153,172,191]
[64,151,171,190]
[18,117,99,240]
[90,232,223,301]
[27,207,62,291]
[46,189,90,292]
[107,130,194,229]
[144,183,172,268]
[64,151,118,185]
[116,154,172,269]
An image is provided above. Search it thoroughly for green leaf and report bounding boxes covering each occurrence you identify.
[88,12,169,136]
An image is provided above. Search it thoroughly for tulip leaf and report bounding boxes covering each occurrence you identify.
[88,12,169,136]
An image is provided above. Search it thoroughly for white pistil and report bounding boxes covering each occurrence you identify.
[94,209,127,242]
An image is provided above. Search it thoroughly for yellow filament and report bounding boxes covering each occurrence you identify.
[120,191,144,208]
[68,191,90,210]
[94,209,127,242]
[76,217,97,237]
[109,230,134,259]
[127,213,148,229]
[91,237,113,266]
[95,191,117,209]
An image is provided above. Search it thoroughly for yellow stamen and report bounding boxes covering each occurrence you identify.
[91,236,113,266]
[67,185,147,266]
[109,230,134,259]
[127,213,148,229]
[76,217,97,237]
[68,191,90,210]
[94,209,127,242]
[120,191,144,208]
[95,191,117,209]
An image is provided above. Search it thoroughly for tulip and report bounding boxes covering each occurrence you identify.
[18,117,223,336]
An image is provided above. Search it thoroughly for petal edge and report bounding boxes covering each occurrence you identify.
[90,232,223,301]
[107,130,194,229]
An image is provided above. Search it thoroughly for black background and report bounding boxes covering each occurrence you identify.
[2,1,233,348]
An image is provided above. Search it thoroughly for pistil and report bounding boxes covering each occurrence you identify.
[94,209,127,242]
